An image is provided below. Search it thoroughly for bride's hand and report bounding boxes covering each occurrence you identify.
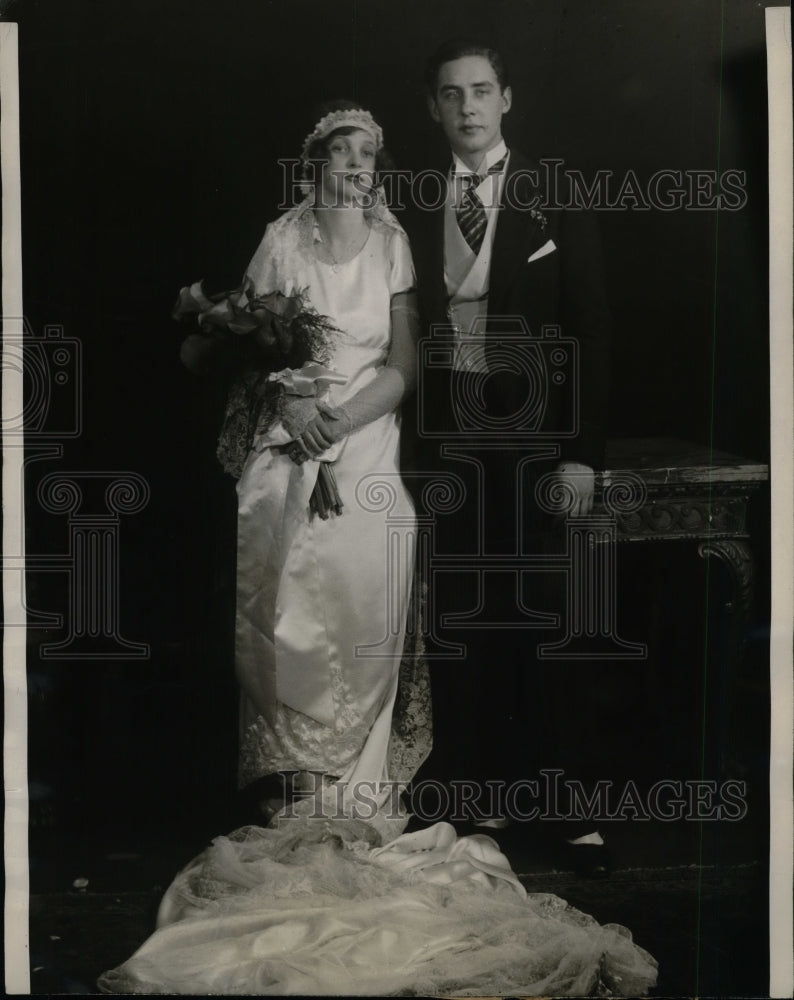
[290,402,352,462]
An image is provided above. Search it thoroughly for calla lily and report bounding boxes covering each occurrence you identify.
[253,324,278,352]
[268,363,347,397]
[225,312,262,336]
[176,278,339,410]
[172,280,215,321]
[175,275,347,517]
[253,288,304,323]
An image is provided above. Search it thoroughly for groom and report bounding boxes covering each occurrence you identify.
[405,39,612,874]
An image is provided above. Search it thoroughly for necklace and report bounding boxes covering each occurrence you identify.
[314,217,369,272]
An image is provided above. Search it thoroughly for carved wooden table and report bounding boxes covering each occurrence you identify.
[410,436,768,663]
[407,435,767,768]
[596,436,768,611]
[592,437,769,769]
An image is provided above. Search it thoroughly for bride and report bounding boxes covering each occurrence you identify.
[98,103,657,997]
[230,101,426,837]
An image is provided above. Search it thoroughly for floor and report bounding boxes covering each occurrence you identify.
[28,791,769,997]
[23,540,772,996]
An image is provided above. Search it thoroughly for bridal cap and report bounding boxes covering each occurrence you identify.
[300,108,384,165]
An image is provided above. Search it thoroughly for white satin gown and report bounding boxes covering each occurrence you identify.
[234,214,418,823]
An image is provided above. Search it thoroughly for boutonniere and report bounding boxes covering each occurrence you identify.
[529,207,547,230]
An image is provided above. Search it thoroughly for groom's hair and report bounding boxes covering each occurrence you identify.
[424,40,510,96]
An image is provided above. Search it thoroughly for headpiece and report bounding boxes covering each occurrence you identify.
[300,108,384,166]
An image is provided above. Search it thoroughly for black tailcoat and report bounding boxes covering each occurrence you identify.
[405,149,611,473]
[400,150,614,788]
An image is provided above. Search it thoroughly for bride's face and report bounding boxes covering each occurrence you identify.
[319,128,377,208]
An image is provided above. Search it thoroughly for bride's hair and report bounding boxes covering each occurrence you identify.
[304,99,394,175]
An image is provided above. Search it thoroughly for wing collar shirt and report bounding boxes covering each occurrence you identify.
[444,139,508,373]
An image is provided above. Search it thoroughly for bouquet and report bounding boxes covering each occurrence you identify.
[173,278,347,518]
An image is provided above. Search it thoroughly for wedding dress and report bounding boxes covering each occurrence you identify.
[211,198,424,832]
[98,200,657,996]
[98,818,657,996]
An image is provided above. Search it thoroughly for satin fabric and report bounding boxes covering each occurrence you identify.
[98,821,658,996]
[235,217,417,798]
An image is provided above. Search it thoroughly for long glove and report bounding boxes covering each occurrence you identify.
[292,292,418,460]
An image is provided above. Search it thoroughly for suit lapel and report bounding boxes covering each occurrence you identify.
[409,185,449,439]
[410,181,447,326]
[428,197,447,324]
[489,150,544,316]
[418,150,547,323]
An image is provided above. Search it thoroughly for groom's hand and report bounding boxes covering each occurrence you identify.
[554,461,595,517]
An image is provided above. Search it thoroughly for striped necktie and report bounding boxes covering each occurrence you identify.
[454,154,507,256]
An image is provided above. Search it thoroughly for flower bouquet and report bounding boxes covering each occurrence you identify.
[173,277,347,517]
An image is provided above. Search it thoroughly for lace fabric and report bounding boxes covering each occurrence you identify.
[216,372,267,479]
[384,590,433,785]
[245,193,408,300]
[98,820,658,997]
[239,703,369,788]
[238,580,433,791]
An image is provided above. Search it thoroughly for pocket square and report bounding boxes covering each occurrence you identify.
[527,239,557,263]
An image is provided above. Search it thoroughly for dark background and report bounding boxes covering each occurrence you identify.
[13,0,773,990]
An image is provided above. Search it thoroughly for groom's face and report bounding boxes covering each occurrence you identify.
[429,55,512,166]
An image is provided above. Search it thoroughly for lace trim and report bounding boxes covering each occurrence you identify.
[238,582,432,791]
[270,196,407,286]
[215,373,265,479]
[300,109,384,163]
[97,820,658,997]
[387,582,433,784]
[238,702,368,788]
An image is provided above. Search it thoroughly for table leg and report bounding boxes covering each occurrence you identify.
[697,538,755,775]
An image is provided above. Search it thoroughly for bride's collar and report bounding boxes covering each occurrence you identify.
[293,189,404,237]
